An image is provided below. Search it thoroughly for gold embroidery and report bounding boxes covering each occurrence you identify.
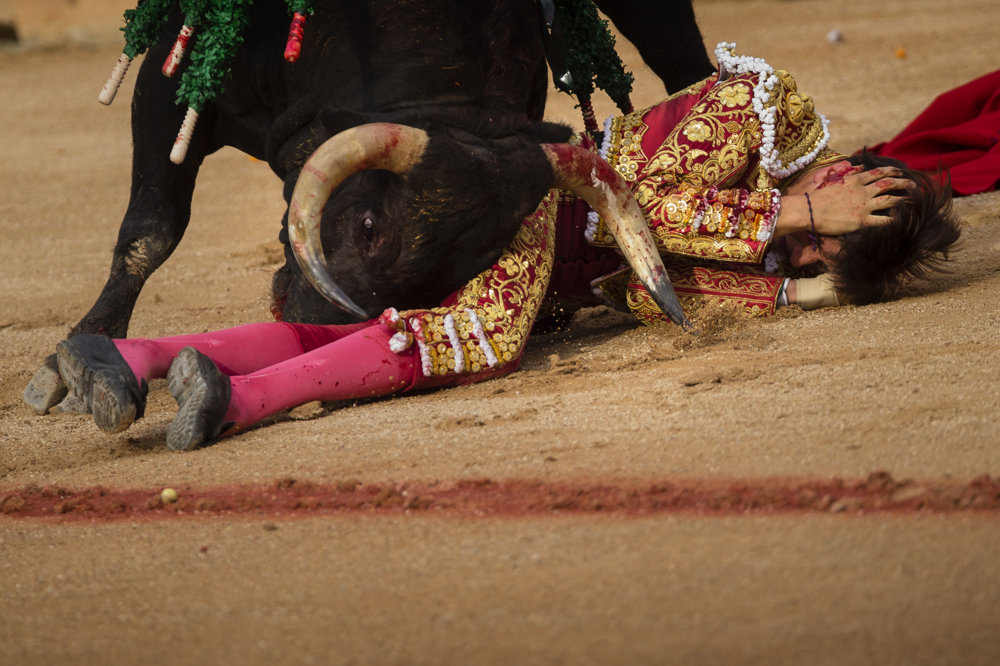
[592,67,833,265]
[401,191,558,378]
[775,70,797,91]
[683,120,711,142]
[655,233,759,262]
[786,93,806,125]
[718,82,750,108]
[625,263,784,325]
[605,112,651,183]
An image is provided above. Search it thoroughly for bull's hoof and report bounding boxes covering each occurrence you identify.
[165,347,232,452]
[23,354,68,415]
[56,335,148,434]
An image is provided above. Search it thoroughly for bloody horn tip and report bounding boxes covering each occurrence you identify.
[648,269,697,333]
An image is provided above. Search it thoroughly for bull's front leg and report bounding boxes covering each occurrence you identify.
[595,0,714,94]
[24,38,211,415]
[68,147,202,340]
[77,45,210,339]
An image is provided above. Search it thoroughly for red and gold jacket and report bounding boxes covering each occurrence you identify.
[393,45,846,388]
[588,42,845,323]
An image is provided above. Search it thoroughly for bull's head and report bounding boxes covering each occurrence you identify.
[279,122,689,330]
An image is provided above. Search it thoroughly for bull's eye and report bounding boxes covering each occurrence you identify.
[361,213,375,241]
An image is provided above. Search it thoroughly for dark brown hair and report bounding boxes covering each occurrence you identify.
[831,150,961,305]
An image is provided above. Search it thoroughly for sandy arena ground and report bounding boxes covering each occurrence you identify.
[2,1,1000,663]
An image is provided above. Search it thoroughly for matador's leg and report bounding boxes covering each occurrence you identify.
[166,191,562,450]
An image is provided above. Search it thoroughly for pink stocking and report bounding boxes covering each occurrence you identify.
[223,324,416,432]
[112,321,371,383]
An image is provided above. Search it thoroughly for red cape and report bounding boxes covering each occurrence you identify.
[869,69,1000,196]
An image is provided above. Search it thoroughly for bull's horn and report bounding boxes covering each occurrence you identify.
[288,123,430,319]
[542,143,694,331]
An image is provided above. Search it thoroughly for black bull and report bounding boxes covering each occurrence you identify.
[25,0,712,412]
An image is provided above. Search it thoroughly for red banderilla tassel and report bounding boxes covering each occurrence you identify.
[163,24,195,77]
[579,98,599,137]
[284,13,307,62]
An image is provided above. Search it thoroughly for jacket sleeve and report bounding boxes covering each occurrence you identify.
[589,74,783,264]
[625,260,786,324]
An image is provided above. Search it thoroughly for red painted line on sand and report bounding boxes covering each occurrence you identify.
[2,472,999,524]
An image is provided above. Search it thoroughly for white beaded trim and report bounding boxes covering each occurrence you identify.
[443,314,464,374]
[584,211,600,243]
[380,307,412,353]
[388,332,411,353]
[585,115,618,243]
[466,309,499,368]
[381,307,401,327]
[764,248,784,274]
[598,114,615,161]
[714,42,830,180]
[408,317,433,378]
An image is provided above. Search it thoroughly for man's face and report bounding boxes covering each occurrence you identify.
[782,231,842,269]
[781,160,861,269]
[785,160,863,197]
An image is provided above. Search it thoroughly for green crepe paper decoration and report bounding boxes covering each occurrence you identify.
[286,0,314,14]
[175,0,252,111]
[553,0,634,111]
[120,0,629,116]
[121,0,175,59]
[179,0,210,28]
[119,0,273,113]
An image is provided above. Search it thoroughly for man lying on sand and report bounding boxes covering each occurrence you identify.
[40,44,960,450]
